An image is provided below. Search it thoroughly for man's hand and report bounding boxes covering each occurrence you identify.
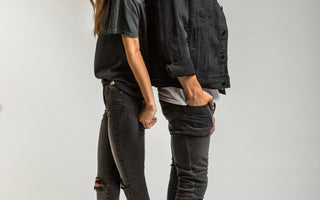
[186,90,215,110]
[177,75,215,110]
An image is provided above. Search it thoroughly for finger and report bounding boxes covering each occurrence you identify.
[144,123,150,129]
[152,119,157,124]
[147,121,155,129]
[141,120,147,128]
[148,122,156,128]
[149,120,157,127]
[146,119,156,126]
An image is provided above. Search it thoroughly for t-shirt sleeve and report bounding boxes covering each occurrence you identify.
[100,0,141,38]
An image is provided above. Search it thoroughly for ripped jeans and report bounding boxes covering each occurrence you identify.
[160,100,216,200]
[94,80,149,200]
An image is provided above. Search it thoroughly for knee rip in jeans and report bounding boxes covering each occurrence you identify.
[94,177,129,190]
[94,177,105,190]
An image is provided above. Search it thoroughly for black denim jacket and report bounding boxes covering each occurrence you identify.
[146,0,230,94]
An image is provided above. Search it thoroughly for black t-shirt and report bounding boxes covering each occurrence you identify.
[94,0,148,99]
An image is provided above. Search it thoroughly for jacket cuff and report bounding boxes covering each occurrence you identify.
[165,58,195,78]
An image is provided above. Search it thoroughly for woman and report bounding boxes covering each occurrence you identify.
[90,0,157,199]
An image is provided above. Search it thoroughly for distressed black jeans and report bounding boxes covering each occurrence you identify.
[94,80,149,200]
[160,100,216,200]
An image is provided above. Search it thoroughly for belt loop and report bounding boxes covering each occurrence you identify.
[101,79,116,86]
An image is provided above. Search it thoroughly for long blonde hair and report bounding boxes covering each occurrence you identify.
[90,0,108,36]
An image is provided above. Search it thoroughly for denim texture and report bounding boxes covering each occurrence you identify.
[146,0,230,94]
[95,80,149,200]
[160,100,215,200]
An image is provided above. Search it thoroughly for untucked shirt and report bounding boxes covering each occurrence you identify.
[94,0,148,99]
[158,87,221,106]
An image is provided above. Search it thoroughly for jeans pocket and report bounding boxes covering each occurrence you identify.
[108,84,123,94]
[181,104,213,137]
[185,103,209,109]
[160,101,214,136]
[107,84,124,120]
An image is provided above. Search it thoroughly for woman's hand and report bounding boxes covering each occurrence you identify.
[138,101,157,129]
[121,35,157,129]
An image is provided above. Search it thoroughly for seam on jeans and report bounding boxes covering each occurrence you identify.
[186,136,196,197]
[109,96,133,198]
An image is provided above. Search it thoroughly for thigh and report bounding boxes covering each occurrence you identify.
[95,85,121,199]
[96,110,121,199]
[97,84,120,178]
[106,85,146,177]
[97,110,120,178]
[171,135,210,172]
[97,86,118,176]
[160,100,214,137]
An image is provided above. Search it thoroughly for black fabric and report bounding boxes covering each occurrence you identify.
[146,0,230,94]
[94,0,148,99]
[159,100,214,137]
[95,83,149,200]
[159,100,216,199]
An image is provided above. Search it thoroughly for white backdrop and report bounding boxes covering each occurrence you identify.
[1,0,320,199]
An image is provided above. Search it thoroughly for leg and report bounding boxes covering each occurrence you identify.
[107,85,149,200]
[95,88,121,200]
[160,100,214,200]
[171,135,210,200]
[167,157,178,200]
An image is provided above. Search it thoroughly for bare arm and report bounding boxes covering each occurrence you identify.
[121,35,157,128]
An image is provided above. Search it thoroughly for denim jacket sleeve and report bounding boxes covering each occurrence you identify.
[161,0,195,78]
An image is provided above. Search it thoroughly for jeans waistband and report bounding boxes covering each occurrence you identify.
[101,79,115,86]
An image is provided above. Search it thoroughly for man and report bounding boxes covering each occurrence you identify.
[146,0,230,199]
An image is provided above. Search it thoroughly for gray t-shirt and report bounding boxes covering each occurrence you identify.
[94,0,148,100]
[158,87,221,106]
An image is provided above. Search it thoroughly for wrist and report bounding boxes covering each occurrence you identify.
[144,101,157,111]
[186,90,204,103]
[185,86,202,99]
[177,75,203,99]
